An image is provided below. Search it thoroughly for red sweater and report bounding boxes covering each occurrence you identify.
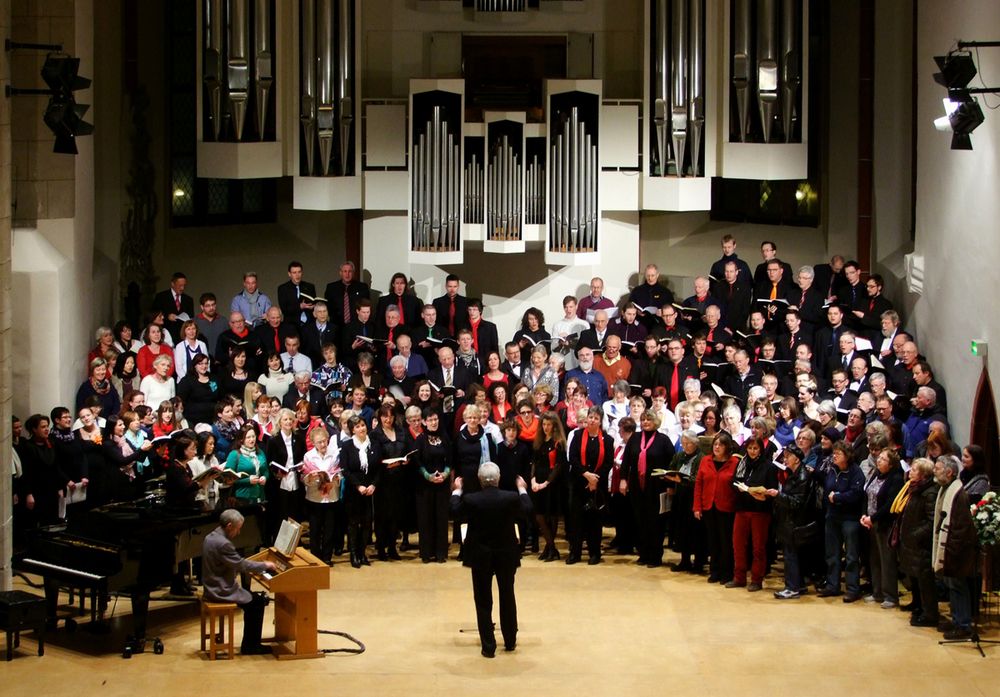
[692,455,739,514]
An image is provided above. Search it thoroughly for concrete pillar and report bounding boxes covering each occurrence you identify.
[0,0,13,591]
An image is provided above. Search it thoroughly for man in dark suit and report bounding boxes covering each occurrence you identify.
[151,272,195,340]
[787,266,827,331]
[277,260,318,326]
[660,338,699,408]
[812,305,847,379]
[718,260,753,334]
[450,463,532,658]
[813,254,847,301]
[824,369,859,417]
[254,306,298,359]
[578,309,611,352]
[753,259,793,331]
[432,274,470,338]
[751,241,794,287]
[300,301,338,365]
[324,261,371,328]
[427,346,473,431]
[722,349,761,405]
[216,311,265,373]
[853,273,894,343]
[467,299,499,368]
[709,234,753,290]
[500,342,525,384]
[410,303,453,370]
[281,371,326,414]
[779,309,813,360]
[339,298,377,370]
[628,263,674,330]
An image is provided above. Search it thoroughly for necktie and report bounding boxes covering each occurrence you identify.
[175,294,181,311]
[669,364,680,408]
[444,369,454,412]
[770,283,777,301]
[343,287,351,323]
[799,289,806,308]
[868,298,875,312]
[287,356,294,372]
[274,330,280,353]
[387,328,394,362]
[843,354,849,370]
[397,296,404,324]
[471,321,479,351]
[638,432,654,491]
[449,298,456,336]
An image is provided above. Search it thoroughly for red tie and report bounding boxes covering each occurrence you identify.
[799,290,806,307]
[448,298,456,336]
[868,298,875,312]
[175,294,181,311]
[471,321,479,351]
[273,330,280,353]
[387,328,394,362]
[343,289,351,323]
[669,365,680,408]
[397,297,404,324]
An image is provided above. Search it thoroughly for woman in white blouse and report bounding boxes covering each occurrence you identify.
[139,354,177,408]
[300,427,342,564]
[173,320,208,380]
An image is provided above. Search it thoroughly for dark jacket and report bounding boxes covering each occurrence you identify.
[898,477,940,576]
[277,280,317,326]
[773,464,821,545]
[733,454,779,513]
[934,481,978,578]
[823,463,865,520]
[450,486,533,570]
[454,427,498,493]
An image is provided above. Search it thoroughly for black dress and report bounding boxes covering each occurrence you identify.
[530,438,566,515]
[621,429,675,565]
[341,437,383,557]
[371,425,408,557]
[414,430,452,562]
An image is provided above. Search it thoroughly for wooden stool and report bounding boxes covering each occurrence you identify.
[199,599,237,660]
[0,591,46,661]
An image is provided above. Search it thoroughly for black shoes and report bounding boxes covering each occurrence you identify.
[817,587,842,598]
[241,644,272,655]
[387,548,402,561]
[910,615,938,627]
[588,556,602,565]
[350,554,362,569]
[842,593,861,604]
[504,643,516,652]
[565,554,581,565]
[481,647,496,658]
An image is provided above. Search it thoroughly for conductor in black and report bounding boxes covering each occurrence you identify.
[450,462,533,657]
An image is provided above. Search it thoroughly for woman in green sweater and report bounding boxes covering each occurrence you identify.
[226,424,268,503]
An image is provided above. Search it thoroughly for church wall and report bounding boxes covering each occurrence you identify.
[911,0,1000,444]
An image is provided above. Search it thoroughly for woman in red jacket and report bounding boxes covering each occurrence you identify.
[693,432,739,584]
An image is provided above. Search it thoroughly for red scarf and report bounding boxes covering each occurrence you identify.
[580,429,605,472]
[638,430,655,490]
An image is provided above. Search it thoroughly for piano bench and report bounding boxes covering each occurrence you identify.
[200,599,237,661]
[0,590,47,661]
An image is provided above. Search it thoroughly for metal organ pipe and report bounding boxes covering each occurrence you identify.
[316,0,335,175]
[549,107,596,252]
[688,0,705,176]
[336,0,353,175]
[254,0,272,140]
[654,0,669,176]
[780,0,800,142]
[670,0,688,177]
[756,0,779,143]
[226,0,250,140]
[204,0,223,141]
[412,106,460,251]
[300,0,316,174]
[732,0,751,142]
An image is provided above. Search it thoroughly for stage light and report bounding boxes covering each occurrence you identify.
[933,52,977,89]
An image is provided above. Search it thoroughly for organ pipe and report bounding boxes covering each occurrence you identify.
[204,0,223,141]
[688,0,704,175]
[549,106,597,253]
[756,0,779,143]
[780,0,800,142]
[412,106,461,252]
[254,0,272,140]
[300,0,316,174]
[732,0,751,142]
[336,0,354,175]
[670,0,688,177]
[653,0,669,176]
[226,0,250,140]
[316,0,335,174]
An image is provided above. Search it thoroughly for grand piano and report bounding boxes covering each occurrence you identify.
[14,496,263,644]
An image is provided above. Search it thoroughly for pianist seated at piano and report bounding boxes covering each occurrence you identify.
[202,508,276,656]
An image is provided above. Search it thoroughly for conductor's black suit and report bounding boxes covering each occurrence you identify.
[450,481,533,656]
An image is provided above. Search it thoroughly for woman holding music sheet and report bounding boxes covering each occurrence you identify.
[513,307,551,353]
[521,345,560,397]
[341,415,383,567]
[666,430,705,573]
[265,408,307,546]
[621,410,675,567]
[226,424,269,504]
[415,409,452,563]
[728,437,779,591]
[301,427,342,564]
[371,403,409,561]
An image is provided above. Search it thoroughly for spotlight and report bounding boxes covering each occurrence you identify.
[933,52,977,89]
[949,98,985,136]
[40,53,92,154]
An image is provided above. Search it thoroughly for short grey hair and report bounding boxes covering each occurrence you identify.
[917,385,937,404]
[478,462,500,488]
[389,355,407,369]
[936,454,961,478]
[220,508,244,528]
[797,265,815,279]
[683,377,701,393]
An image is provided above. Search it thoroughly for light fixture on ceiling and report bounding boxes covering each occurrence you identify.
[932,40,1000,151]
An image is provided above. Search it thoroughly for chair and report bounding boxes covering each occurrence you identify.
[199,597,237,660]
[0,590,46,661]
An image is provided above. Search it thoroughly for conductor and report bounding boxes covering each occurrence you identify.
[202,509,277,655]
[450,463,533,658]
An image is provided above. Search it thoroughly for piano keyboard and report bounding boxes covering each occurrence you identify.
[20,558,105,581]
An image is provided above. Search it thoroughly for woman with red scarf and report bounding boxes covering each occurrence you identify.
[621,409,675,567]
[566,406,613,565]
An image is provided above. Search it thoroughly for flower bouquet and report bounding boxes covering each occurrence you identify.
[971,491,1000,547]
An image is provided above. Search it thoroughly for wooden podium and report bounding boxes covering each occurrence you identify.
[249,546,330,659]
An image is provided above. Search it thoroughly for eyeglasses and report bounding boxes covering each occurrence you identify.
[519,410,533,416]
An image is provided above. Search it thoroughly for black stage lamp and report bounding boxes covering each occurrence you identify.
[933,52,977,89]
[40,52,93,154]
[949,98,985,136]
